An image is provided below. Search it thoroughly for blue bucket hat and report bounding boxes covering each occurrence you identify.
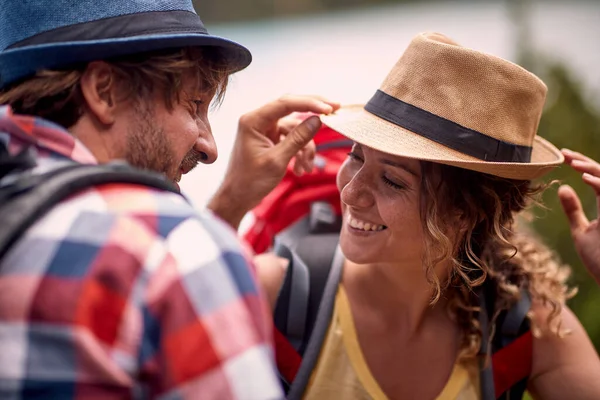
[0,0,252,89]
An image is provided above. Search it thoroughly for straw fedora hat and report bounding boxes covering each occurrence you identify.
[0,0,251,89]
[321,32,563,180]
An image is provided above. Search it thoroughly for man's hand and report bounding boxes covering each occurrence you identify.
[208,95,340,229]
[558,148,600,285]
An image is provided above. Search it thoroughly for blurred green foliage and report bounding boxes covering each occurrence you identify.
[507,0,600,352]
[531,62,600,350]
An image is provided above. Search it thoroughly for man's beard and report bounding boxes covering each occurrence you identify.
[124,101,203,182]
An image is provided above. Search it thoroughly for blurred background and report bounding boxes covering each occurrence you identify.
[181,0,600,355]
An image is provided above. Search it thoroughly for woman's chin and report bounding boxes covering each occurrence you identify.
[339,241,378,265]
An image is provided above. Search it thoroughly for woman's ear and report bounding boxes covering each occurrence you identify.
[79,61,118,126]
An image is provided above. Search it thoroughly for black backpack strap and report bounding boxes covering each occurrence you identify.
[287,245,344,400]
[479,278,532,400]
[497,288,531,348]
[478,283,497,400]
[272,201,342,394]
[273,241,311,351]
[494,288,532,400]
[0,162,179,261]
[0,145,37,182]
[293,232,340,351]
[273,201,342,354]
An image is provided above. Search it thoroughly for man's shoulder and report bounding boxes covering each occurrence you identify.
[6,180,247,278]
[51,181,241,247]
[89,183,242,243]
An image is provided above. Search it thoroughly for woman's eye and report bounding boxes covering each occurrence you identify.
[347,151,363,162]
[382,176,404,190]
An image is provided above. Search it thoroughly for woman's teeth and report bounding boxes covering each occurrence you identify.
[349,217,386,231]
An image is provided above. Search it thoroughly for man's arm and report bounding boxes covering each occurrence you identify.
[138,210,283,399]
[208,95,339,229]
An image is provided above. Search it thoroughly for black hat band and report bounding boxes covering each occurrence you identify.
[7,10,207,50]
[364,90,533,163]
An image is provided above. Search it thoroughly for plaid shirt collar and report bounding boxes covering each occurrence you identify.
[0,105,97,164]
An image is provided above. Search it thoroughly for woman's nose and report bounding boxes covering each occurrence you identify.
[340,173,375,209]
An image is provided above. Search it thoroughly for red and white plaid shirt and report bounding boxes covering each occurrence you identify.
[0,106,283,399]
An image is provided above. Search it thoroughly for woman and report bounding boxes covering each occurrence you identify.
[258,32,600,399]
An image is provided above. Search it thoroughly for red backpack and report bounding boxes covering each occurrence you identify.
[242,125,533,400]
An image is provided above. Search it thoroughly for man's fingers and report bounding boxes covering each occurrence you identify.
[244,95,335,133]
[292,145,316,176]
[277,115,306,139]
[276,116,322,162]
[300,95,341,111]
[299,139,316,165]
[558,184,589,235]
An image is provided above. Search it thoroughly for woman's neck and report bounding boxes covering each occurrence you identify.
[342,259,451,338]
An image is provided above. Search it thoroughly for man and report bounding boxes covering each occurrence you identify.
[0,0,336,398]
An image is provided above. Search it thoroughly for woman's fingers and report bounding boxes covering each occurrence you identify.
[558,184,589,236]
[562,148,598,166]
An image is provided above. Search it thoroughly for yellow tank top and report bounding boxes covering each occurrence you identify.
[303,286,480,400]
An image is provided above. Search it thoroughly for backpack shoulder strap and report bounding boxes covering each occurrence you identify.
[479,279,533,400]
[272,201,342,394]
[492,288,532,400]
[478,282,497,400]
[286,245,344,400]
[0,162,179,261]
[273,201,342,351]
[273,241,311,351]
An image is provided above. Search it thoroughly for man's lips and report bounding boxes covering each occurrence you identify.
[180,164,194,175]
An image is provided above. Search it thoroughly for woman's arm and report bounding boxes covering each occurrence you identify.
[528,303,600,399]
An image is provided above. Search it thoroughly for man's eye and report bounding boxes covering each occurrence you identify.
[193,100,205,114]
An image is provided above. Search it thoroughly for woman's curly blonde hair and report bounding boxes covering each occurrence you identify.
[419,161,576,359]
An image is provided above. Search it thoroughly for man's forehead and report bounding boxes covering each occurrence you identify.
[181,72,216,96]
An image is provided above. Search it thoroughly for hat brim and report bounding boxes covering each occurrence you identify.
[0,33,251,89]
[321,105,564,180]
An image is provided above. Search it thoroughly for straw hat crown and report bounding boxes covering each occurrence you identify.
[322,32,563,179]
[384,32,546,148]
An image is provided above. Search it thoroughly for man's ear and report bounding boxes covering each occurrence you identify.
[80,61,118,125]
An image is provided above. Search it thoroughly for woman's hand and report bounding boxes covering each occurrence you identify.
[558,148,600,285]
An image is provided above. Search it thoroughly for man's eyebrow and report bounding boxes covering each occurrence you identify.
[379,158,420,177]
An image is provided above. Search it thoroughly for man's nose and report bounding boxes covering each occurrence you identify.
[194,131,218,164]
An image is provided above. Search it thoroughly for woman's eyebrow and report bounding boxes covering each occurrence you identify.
[379,158,420,177]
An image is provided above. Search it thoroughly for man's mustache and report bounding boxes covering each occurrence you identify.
[180,149,205,173]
